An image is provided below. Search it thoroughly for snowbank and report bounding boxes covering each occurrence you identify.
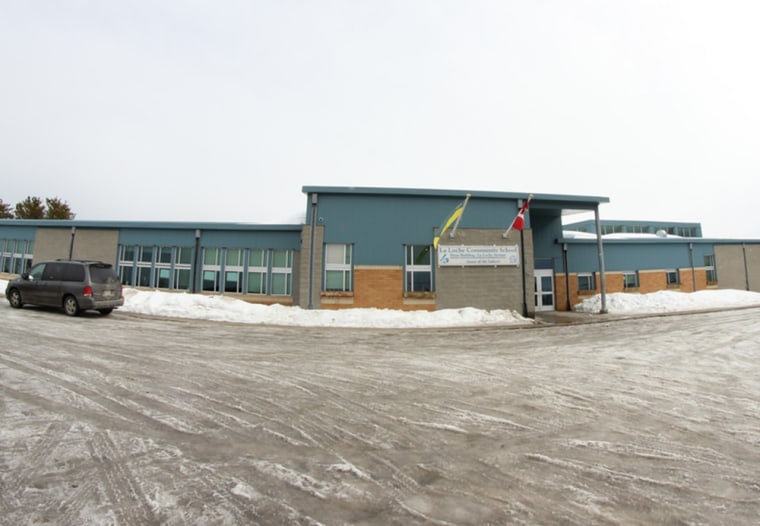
[120,287,529,328]
[574,289,760,314]
[3,278,760,327]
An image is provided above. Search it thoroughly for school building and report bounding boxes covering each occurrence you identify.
[2,186,758,316]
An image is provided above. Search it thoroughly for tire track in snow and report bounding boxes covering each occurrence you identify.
[88,431,158,526]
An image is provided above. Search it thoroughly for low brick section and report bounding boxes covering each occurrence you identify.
[322,266,435,311]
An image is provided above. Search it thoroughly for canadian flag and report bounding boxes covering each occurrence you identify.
[510,195,533,231]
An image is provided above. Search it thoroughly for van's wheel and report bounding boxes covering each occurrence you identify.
[63,295,80,316]
[8,288,23,309]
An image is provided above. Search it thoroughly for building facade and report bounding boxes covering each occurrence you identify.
[2,186,759,315]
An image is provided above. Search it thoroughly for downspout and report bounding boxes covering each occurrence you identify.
[593,205,608,314]
[68,226,76,260]
[562,242,571,311]
[688,242,696,291]
[742,243,750,291]
[192,229,201,293]
[307,193,318,309]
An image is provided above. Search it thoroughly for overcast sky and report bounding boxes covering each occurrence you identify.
[1,1,758,237]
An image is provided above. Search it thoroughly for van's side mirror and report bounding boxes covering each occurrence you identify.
[21,272,30,280]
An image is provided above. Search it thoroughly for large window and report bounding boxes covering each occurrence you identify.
[1,239,33,274]
[247,248,268,294]
[118,245,136,285]
[174,247,193,290]
[324,243,352,292]
[271,249,293,295]
[577,272,596,292]
[137,246,154,287]
[154,247,173,289]
[704,255,717,283]
[224,248,244,293]
[405,245,433,292]
[202,248,221,292]
[114,244,294,296]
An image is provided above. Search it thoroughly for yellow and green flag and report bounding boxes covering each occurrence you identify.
[433,198,469,249]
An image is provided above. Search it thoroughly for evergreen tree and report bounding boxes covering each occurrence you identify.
[15,196,45,219]
[0,199,13,219]
[45,197,76,219]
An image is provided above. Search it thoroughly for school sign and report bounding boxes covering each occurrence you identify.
[437,245,520,267]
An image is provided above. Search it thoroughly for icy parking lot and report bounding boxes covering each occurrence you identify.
[2,305,760,525]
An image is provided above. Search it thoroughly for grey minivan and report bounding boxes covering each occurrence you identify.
[5,260,124,316]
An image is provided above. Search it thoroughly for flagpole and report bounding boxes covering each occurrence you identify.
[449,193,471,239]
[520,227,527,317]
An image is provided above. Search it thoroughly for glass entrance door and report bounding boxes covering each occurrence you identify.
[534,269,555,312]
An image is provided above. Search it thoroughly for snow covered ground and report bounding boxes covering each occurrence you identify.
[3,278,760,326]
[108,284,760,326]
[3,279,760,524]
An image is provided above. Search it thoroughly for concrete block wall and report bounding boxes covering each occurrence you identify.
[297,225,323,309]
[715,244,760,292]
[34,228,119,265]
[435,228,533,314]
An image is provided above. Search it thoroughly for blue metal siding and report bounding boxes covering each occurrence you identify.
[565,240,717,273]
[118,228,301,249]
[316,194,524,265]
[0,223,37,240]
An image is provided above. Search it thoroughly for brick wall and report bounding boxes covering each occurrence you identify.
[320,266,435,311]
[639,270,664,293]
[560,268,717,310]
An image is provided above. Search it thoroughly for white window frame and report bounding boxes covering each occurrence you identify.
[173,247,193,290]
[136,246,154,288]
[704,255,717,283]
[577,272,596,292]
[404,244,434,292]
[153,246,173,289]
[270,249,293,296]
[224,248,244,294]
[202,248,222,292]
[324,243,353,292]
[247,248,268,294]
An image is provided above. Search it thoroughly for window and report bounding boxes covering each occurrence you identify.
[118,245,136,285]
[202,248,221,292]
[136,246,154,287]
[666,269,679,287]
[2,239,33,274]
[577,273,596,292]
[324,243,352,292]
[154,247,173,289]
[247,248,268,294]
[405,245,433,292]
[174,247,193,290]
[224,248,244,293]
[623,271,639,290]
[271,249,293,295]
[0,239,30,274]
[704,255,717,283]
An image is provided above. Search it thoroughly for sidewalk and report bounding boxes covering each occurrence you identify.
[533,310,611,325]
